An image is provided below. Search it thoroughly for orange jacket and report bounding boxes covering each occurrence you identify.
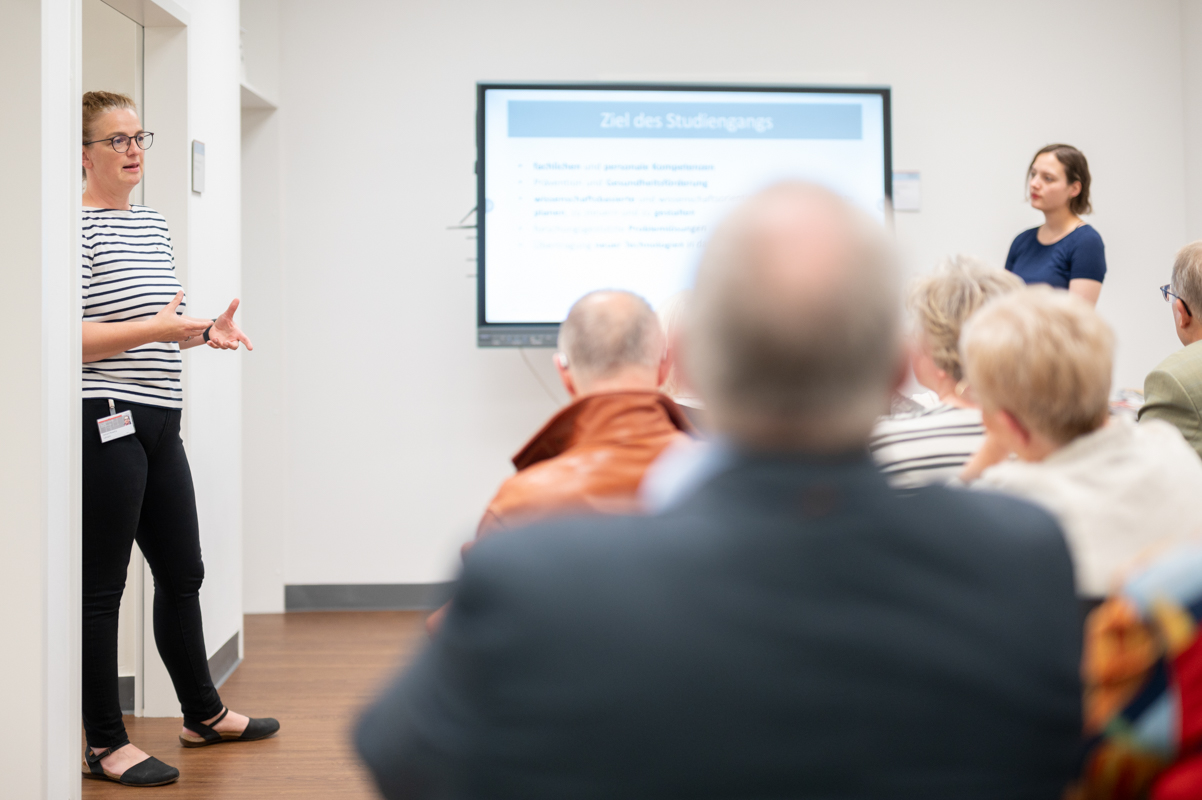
[476,391,693,537]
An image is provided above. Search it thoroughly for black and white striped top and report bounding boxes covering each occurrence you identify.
[82,205,185,409]
[869,404,985,489]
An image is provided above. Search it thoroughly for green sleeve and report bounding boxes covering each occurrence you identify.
[1139,369,1202,452]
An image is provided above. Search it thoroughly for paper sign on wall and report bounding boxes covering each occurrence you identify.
[892,171,920,212]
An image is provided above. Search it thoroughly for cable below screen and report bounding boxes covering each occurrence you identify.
[520,348,562,408]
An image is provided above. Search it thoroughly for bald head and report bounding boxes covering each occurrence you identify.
[684,182,902,450]
[557,290,665,394]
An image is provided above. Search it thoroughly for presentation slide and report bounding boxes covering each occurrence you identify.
[481,86,889,326]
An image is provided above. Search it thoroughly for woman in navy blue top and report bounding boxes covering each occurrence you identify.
[1005,144,1105,306]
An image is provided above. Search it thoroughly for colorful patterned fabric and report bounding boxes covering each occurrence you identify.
[1080,544,1202,800]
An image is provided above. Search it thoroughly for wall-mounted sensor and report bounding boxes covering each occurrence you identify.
[192,140,205,194]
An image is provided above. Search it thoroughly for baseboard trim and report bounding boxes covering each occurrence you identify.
[284,582,456,612]
[210,631,241,690]
[118,630,240,714]
[119,676,134,715]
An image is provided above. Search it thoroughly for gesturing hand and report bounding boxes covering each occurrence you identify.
[154,291,213,342]
[958,431,1010,483]
[207,298,254,351]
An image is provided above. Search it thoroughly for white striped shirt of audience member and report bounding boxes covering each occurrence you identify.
[82,205,186,409]
[869,404,986,489]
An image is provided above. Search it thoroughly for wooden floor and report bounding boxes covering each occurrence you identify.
[83,611,428,799]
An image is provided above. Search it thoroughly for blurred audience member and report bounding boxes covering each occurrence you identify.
[424,290,691,633]
[358,183,1084,800]
[1139,241,1202,459]
[960,287,1202,596]
[1077,542,1202,800]
[870,256,1024,488]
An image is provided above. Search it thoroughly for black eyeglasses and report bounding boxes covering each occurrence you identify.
[1160,284,1192,317]
[83,132,154,153]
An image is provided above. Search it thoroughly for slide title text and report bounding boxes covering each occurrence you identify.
[600,111,775,134]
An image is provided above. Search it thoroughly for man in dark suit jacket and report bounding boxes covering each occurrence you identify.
[356,183,1084,799]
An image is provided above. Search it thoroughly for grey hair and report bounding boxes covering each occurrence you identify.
[557,290,664,381]
[1171,241,1202,315]
[684,182,902,447]
[907,255,1025,382]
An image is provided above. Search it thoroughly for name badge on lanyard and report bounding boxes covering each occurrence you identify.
[97,399,136,443]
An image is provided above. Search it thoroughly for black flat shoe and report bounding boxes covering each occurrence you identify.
[83,742,180,787]
[179,707,281,747]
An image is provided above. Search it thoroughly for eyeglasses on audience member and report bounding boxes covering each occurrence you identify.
[83,131,155,153]
[1158,283,1187,314]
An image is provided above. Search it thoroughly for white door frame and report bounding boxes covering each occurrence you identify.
[41,1,83,796]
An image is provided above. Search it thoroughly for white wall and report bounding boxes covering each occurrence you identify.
[242,0,1197,604]
[173,0,245,658]
[240,0,286,612]
[82,0,142,105]
[1185,0,1202,242]
[240,105,287,612]
[1,6,53,794]
[240,0,279,99]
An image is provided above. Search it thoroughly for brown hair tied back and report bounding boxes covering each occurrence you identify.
[1028,143,1092,216]
[82,91,138,179]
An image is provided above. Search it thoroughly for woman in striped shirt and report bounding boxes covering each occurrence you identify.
[80,92,277,787]
[869,257,1025,489]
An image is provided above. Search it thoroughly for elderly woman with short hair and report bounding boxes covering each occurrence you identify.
[868,256,1024,488]
[959,287,1202,597]
[80,91,277,788]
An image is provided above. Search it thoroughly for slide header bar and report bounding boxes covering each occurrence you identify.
[507,101,862,140]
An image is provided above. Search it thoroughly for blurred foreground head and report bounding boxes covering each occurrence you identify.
[684,182,902,450]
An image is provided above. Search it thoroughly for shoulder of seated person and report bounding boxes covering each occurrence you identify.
[921,479,1057,523]
[464,512,664,575]
[499,450,621,497]
[1133,417,1202,461]
[876,404,977,426]
[932,487,1073,569]
[467,485,1070,594]
[1153,341,1202,374]
[971,454,1037,484]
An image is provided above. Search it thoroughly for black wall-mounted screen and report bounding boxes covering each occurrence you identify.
[477,83,892,347]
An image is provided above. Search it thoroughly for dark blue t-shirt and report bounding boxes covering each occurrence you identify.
[1005,224,1106,289]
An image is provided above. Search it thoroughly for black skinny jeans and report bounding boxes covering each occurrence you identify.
[82,398,223,748]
